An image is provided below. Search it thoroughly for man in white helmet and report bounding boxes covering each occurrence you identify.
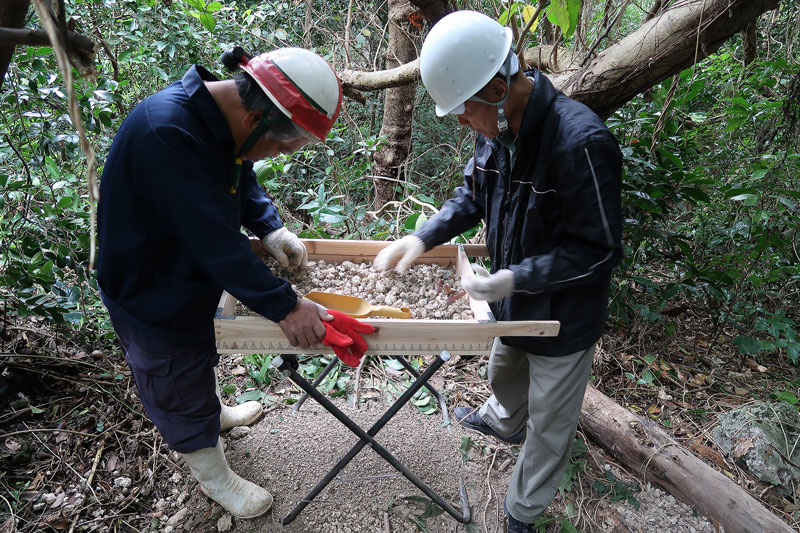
[97,47,343,518]
[375,10,623,531]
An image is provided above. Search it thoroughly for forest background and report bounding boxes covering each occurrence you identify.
[0,0,798,531]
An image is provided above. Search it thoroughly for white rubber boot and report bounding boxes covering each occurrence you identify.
[182,438,273,518]
[215,368,262,431]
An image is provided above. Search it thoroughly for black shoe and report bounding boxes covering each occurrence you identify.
[504,498,536,533]
[453,406,525,444]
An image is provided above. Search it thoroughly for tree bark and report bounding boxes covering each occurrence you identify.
[551,0,779,119]
[0,27,95,51]
[371,0,420,209]
[742,22,758,66]
[581,384,795,533]
[407,0,450,27]
[523,45,581,73]
[0,0,30,91]
[0,0,97,91]
[349,0,777,123]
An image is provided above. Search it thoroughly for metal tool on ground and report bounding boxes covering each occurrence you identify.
[305,291,411,319]
[272,351,471,526]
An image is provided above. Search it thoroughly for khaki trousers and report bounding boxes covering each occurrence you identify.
[478,337,595,523]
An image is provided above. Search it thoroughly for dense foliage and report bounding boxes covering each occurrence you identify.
[1,0,797,369]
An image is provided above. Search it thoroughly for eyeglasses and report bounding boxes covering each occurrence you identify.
[264,121,320,144]
[446,95,485,116]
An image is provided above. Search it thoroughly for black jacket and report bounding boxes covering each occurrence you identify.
[415,70,623,356]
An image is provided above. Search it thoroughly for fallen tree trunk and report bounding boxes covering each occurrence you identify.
[580,383,794,533]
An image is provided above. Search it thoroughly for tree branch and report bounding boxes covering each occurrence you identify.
[340,58,420,92]
[554,0,780,119]
[0,26,94,52]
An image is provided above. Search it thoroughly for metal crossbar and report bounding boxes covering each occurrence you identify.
[271,351,471,526]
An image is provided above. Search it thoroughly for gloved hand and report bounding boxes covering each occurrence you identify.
[262,227,308,267]
[324,310,376,367]
[373,235,425,272]
[462,264,514,302]
[321,320,354,359]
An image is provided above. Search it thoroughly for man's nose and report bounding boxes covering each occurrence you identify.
[457,115,469,126]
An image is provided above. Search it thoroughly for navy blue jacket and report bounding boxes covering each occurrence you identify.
[97,66,297,344]
[415,70,623,356]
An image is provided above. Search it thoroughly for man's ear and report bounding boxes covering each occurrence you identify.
[487,78,508,101]
[243,109,262,131]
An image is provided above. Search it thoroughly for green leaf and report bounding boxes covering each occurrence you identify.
[237,389,265,403]
[786,342,800,365]
[547,0,570,36]
[733,335,764,355]
[729,193,759,206]
[414,212,428,231]
[773,390,798,405]
[184,0,205,10]
[412,395,431,407]
[199,12,216,31]
[206,1,222,12]
[459,436,473,461]
[560,518,580,533]
[385,359,404,370]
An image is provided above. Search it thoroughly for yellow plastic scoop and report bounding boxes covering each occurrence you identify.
[305,291,411,319]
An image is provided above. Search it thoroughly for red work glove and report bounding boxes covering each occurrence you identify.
[322,320,354,362]
[327,310,376,367]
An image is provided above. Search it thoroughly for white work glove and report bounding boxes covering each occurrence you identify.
[462,264,514,302]
[373,235,425,272]
[262,227,308,267]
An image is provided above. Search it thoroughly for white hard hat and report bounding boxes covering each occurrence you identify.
[420,11,513,116]
[242,48,342,141]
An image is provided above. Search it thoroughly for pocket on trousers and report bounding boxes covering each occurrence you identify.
[121,337,183,412]
[125,348,172,376]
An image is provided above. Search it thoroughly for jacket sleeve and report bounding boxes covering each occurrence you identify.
[241,166,284,239]
[135,129,297,322]
[510,137,623,294]
[413,157,485,249]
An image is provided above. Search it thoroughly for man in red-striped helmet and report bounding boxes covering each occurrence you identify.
[97,47,344,519]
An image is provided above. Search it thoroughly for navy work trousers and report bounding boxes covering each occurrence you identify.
[107,309,222,454]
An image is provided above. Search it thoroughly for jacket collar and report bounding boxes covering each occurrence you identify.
[181,65,232,145]
[517,69,559,139]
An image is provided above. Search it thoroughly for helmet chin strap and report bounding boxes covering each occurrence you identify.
[469,51,517,156]
[230,103,274,194]
[493,52,517,155]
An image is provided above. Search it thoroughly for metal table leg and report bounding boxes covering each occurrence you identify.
[272,351,471,525]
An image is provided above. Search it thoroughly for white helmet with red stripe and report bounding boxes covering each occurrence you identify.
[241,48,342,141]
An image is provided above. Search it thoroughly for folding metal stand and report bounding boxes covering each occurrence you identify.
[271,351,471,526]
[291,354,452,429]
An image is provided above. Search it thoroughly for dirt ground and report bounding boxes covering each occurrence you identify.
[127,352,719,533]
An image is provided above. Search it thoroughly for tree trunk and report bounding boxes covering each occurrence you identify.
[371,0,420,210]
[550,0,779,119]
[358,0,777,113]
[581,384,794,533]
[0,0,30,91]
[742,22,758,66]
